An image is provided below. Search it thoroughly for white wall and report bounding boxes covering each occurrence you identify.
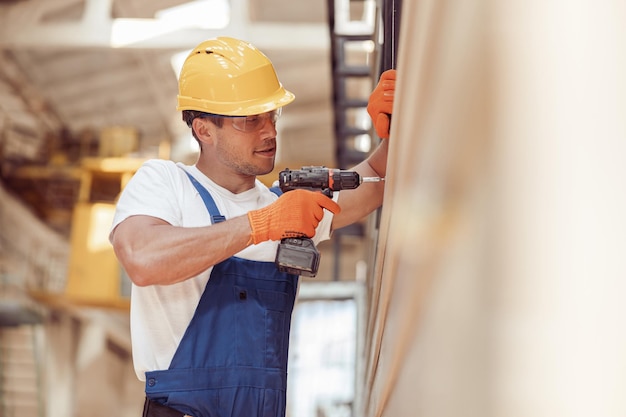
[363,1,626,416]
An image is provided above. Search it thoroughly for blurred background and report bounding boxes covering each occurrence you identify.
[2,0,626,417]
[0,0,389,416]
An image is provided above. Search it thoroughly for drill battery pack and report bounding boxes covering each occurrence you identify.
[275,237,320,277]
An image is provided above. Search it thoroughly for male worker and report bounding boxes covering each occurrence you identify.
[109,37,395,417]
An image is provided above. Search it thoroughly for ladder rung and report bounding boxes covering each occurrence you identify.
[333,33,372,41]
[336,65,371,77]
[338,127,370,137]
[338,99,369,108]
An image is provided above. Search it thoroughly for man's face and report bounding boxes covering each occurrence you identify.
[209,111,279,176]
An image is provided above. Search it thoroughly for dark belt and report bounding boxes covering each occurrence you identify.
[142,398,189,417]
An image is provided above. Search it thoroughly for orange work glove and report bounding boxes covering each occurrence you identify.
[367,69,396,139]
[248,189,341,244]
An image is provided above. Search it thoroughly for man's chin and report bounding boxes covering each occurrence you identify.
[254,161,275,177]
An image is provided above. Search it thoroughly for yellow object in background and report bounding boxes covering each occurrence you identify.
[64,157,144,309]
[99,126,138,158]
[65,202,127,308]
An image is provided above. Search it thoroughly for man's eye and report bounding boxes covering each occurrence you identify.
[246,116,260,123]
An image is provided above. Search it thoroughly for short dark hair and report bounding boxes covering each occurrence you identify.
[182,110,225,141]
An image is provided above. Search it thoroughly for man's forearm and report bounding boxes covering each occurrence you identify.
[111,215,252,286]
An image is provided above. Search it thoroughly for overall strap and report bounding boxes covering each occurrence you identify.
[269,186,282,197]
[183,171,226,224]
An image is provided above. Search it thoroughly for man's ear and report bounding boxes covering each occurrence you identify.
[192,118,214,144]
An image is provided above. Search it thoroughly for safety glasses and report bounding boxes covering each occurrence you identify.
[227,108,282,132]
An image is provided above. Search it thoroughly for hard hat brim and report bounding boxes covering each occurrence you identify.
[177,86,295,116]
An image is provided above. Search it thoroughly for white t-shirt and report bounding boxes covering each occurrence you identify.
[110,159,335,380]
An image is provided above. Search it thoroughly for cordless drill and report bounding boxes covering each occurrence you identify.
[274,166,384,277]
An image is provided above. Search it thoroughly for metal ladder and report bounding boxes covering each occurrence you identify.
[326,0,404,280]
[327,0,402,168]
[325,0,378,281]
[327,0,377,170]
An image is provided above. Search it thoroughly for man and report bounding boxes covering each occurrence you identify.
[110,37,395,417]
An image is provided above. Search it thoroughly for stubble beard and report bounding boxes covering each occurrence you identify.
[215,132,276,176]
[222,153,275,177]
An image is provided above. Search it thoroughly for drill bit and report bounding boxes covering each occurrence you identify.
[361,176,385,183]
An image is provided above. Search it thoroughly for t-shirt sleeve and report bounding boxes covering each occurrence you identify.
[110,159,183,237]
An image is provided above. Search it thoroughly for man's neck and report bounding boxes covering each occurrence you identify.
[195,160,257,194]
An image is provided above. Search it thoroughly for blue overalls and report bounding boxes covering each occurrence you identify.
[144,173,298,417]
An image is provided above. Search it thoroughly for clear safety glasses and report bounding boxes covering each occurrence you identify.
[227,108,282,132]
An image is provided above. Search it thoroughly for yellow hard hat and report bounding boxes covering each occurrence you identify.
[177,37,295,116]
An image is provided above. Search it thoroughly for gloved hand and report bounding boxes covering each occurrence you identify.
[367,69,396,139]
[248,189,341,244]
